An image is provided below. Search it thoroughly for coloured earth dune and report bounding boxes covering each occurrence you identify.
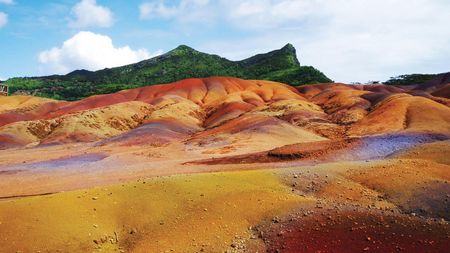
[0,76,449,253]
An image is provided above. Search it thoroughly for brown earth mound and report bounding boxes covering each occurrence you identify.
[414,72,450,96]
[431,83,450,98]
[0,77,449,253]
[258,207,449,253]
[1,77,449,149]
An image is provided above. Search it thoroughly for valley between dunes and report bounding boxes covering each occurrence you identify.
[0,76,449,252]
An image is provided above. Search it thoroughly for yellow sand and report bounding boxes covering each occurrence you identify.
[349,94,450,136]
[0,101,153,145]
[0,170,307,253]
[0,95,56,114]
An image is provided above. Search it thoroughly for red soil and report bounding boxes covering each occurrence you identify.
[0,77,449,150]
[258,207,450,253]
[186,138,357,165]
[203,101,255,128]
[0,77,302,128]
[0,76,449,253]
[100,118,199,146]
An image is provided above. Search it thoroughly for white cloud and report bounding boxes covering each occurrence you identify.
[0,0,14,4]
[139,1,178,19]
[196,0,450,82]
[222,0,321,30]
[69,0,114,28]
[139,0,213,25]
[0,12,7,28]
[140,0,450,82]
[38,31,162,74]
[140,0,313,28]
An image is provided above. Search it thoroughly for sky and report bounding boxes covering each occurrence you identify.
[0,0,449,83]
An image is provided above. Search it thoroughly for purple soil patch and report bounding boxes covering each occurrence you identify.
[187,133,448,165]
[405,182,450,220]
[97,120,198,146]
[346,133,449,160]
[25,153,108,169]
[0,134,25,150]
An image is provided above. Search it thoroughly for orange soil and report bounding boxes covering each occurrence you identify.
[0,77,449,252]
[1,77,449,149]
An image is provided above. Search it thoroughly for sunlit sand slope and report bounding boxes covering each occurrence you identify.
[0,77,449,253]
[0,170,306,253]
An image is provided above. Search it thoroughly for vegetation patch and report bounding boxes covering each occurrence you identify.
[6,44,331,100]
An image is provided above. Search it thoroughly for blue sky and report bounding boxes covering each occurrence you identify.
[0,0,449,83]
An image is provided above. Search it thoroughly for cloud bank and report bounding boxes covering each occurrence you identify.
[38,31,162,74]
[139,0,450,82]
[140,0,210,19]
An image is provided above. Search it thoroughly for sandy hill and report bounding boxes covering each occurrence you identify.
[0,77,449,150]
[0,77,449,253]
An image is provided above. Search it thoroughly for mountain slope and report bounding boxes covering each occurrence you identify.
[6,44,331,100]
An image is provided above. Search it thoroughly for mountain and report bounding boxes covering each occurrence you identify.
[6,44,331,101]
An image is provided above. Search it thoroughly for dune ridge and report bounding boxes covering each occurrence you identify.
[0,76,449,253]
[0,77,448,149]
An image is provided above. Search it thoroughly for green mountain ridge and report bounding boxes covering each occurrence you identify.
[384,73,439,86]
[6,43,332,101]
